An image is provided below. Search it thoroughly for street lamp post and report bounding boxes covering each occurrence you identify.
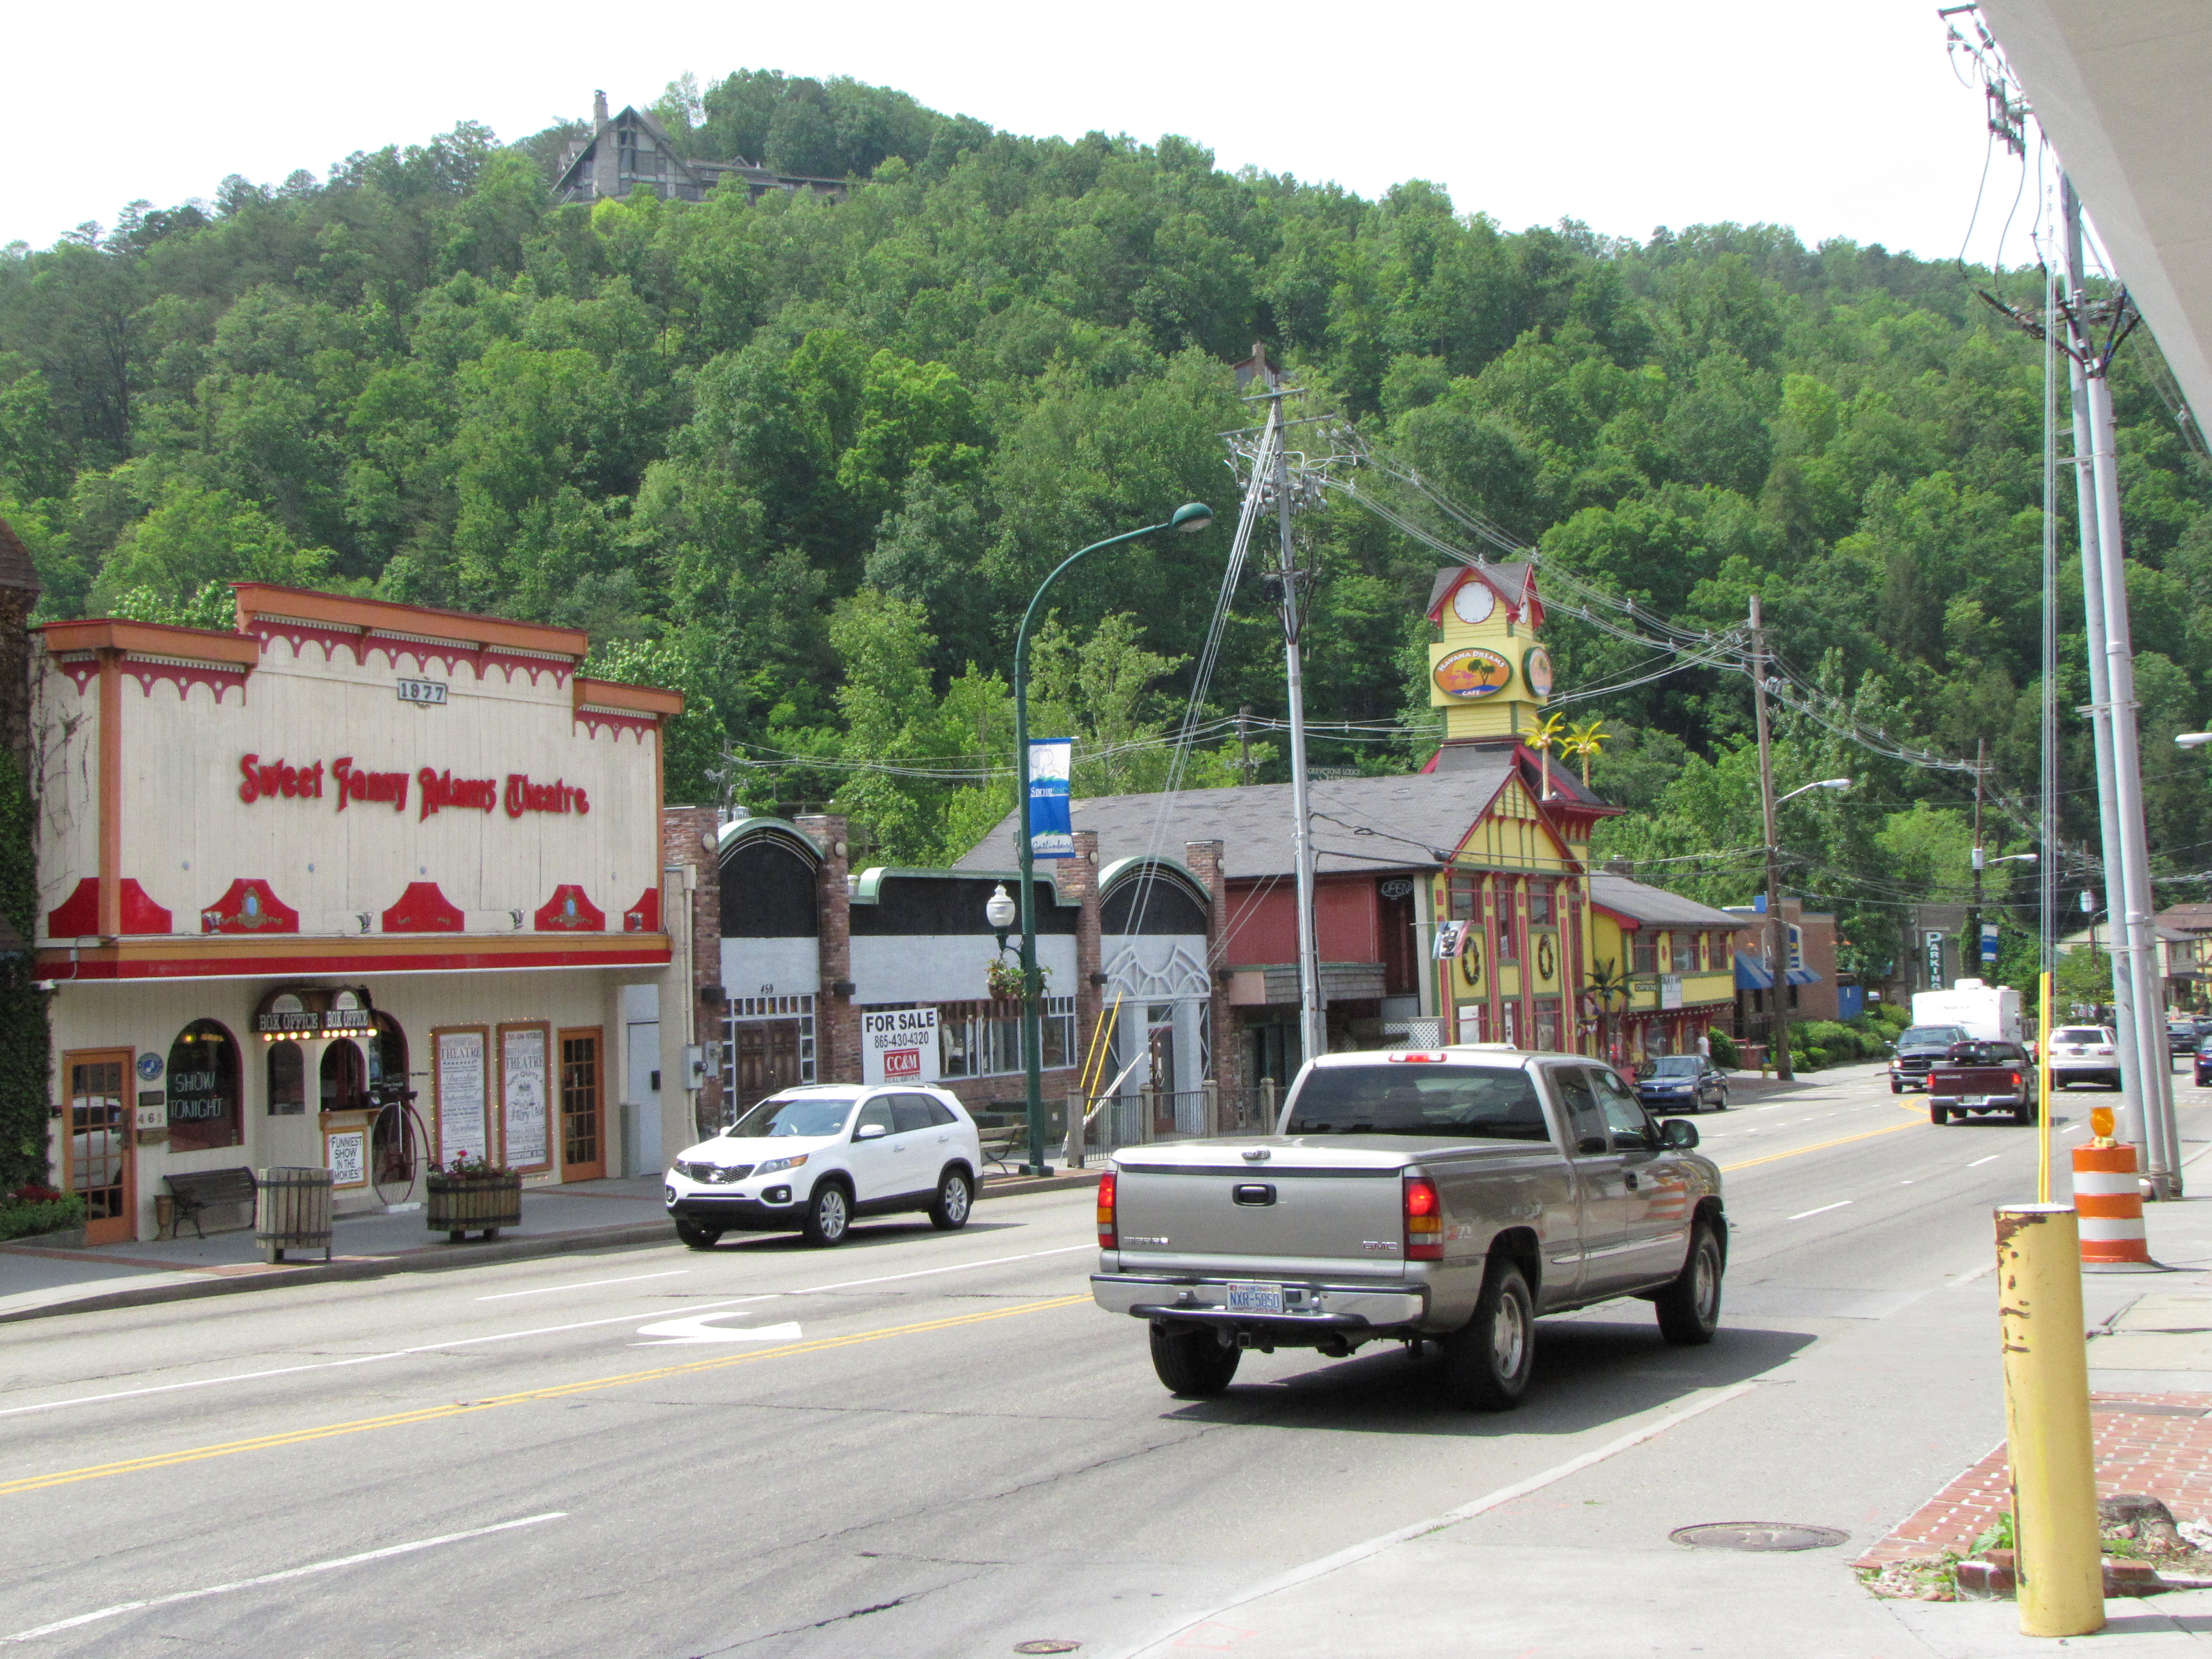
[1010,503,1213,1176]
[1760,776,1851,1079]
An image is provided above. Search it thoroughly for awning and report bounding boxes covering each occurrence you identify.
[1784,967,1821,987]
[1734,951,1773,991]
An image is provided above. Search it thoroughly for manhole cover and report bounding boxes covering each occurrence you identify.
[1013,1645,1081,1655]
[1670,1522,1849,1552]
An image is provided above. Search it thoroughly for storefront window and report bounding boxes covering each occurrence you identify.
[167,1020,242,1152]
[939,997,1076,1077]
[1670,933,1697,972]
[1495,881,1520,964]
[368,1013,409,1099]
[1533,996,1561,1052]
[1528,880,1555,927]
[1632,934,1657,975]
[321,1040,367,1113]
[1447,874,1482,923]
[267,1040,305,1115]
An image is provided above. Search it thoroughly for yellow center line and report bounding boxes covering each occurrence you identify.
[0,1294,1092,1499]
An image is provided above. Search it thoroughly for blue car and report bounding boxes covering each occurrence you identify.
[1636,1054,1729,1112]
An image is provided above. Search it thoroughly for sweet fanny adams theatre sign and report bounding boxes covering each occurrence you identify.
[31,583,682,1245]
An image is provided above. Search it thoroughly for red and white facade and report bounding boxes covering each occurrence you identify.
[33,585,681,1243]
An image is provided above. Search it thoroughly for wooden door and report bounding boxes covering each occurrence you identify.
[64,1050,135,1245]
[731,1020,804,1116]
[559,1029,605,1182]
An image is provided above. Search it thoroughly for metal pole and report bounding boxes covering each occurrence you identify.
[2041,260,2062,1077]
[1970,738,1986,980]
[2084,358,2179,1195]
[1267,382,1325,1070]
[2062,179,2147,1166]
[1012,519,1181,1177]
[1996,1203,2105,1637]
[1749,595,1794,1082]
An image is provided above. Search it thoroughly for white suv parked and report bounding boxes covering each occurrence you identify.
[665,1084,984,1248]
[2047,1026,2121,1090]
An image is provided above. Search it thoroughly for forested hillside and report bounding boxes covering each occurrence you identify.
[5,69,2210,978]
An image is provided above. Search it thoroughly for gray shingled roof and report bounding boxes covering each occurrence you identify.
[0,520,40,596]
[1587,873,1743,929]
[953,758,1524,880]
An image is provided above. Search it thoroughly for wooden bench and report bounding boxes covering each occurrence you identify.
[976,1124,1024,1175]
[165,1167,257,1239]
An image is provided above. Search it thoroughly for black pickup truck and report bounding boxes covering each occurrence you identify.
[1888,1024,1970,1094]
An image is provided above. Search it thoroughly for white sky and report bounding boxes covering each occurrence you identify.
[11,1,2007,263]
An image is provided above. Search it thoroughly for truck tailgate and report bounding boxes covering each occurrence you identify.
[1112,1142,1407,1277]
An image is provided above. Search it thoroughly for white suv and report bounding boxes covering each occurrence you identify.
[2047,1026,2121,1089]
[665,1084,984,1248]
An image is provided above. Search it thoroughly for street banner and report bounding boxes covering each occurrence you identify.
[1980,921,2001,965]
[1027,738,1074,859]
[1433,919,1470,961]
[862,1007,941,1084]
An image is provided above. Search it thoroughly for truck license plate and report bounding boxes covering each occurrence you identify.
[1226,1281,1285,1314]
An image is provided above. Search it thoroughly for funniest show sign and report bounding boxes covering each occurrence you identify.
[862,1008,941,1085]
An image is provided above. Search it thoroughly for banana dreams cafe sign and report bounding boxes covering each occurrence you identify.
[254,985,378,1039]
[237,755,591,821]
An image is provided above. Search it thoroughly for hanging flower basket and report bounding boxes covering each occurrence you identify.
[987,959,1050,1001]
[425,1155,523,1241]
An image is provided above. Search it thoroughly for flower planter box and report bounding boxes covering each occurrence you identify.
[426,1172,523,1242]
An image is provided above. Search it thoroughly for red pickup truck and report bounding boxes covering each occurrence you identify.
[1927,1039,2039,1125]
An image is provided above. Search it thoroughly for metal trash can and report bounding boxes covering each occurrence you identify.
[255,1166,334,1264]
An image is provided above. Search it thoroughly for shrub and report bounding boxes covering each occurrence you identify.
[1707,1027,1740,1068]
[1798,1020,1877,1062]
[0,1188,85,1241]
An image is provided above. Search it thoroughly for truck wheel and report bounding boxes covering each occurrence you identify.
[1656,1221,1724,1345]
[1890,1079,1904,1095]
[1442,1262,1535,1411]
[1149,1322,1240,1398]
[1931,1105,1949,1125]
[674,1220,722,1250]
[2013,1099,2038,1125]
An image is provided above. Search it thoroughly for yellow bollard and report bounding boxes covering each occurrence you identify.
[1996,1203,2105,1637]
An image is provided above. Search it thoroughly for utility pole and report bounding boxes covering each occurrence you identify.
[1969,738,1986,980]
[1257,353,1326,1071]
[1237,705,1254,786]
[1749,594,1794,1082]
[2062,180,2177,1192]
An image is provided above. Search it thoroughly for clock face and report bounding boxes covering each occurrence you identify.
[1452,581,1496,626]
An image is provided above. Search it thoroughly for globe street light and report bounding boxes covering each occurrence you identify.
[1010,503,1214,1176]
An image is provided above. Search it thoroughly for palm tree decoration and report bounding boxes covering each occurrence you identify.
[1563,717,1611,788]
[1530,711,1569,799]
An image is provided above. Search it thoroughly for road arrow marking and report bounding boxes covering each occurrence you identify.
[630,1312,804,1346]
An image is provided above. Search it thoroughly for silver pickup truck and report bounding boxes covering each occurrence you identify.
[1092,1047,1725,1410]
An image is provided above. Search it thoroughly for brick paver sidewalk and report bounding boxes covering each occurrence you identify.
[1855,1392,2212,1568]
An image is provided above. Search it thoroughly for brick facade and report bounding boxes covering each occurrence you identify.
[660,805,724,1128]
[794,813,860,1085]
[1185,839,1235,1092]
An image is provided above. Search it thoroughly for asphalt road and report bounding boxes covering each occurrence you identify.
[0,1060,2184,1658]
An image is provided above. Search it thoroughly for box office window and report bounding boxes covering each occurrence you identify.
[267,1040,306,1115]
[167,1021,242,1152]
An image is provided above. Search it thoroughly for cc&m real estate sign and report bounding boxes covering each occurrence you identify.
[862,1008,941,1085]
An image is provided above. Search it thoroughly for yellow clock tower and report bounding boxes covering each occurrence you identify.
[1426,563,1553,741]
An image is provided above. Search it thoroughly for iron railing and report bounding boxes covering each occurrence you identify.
[1061,1083,1287,1164]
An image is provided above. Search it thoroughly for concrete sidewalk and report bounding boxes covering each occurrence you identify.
[1118,1146,2212,1658]
[0,1166,1099,1324]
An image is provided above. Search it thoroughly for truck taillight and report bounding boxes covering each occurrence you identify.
[1404,1176,1443,1261]
[2011,1072,2022,1089]
[1097,1171,1117,1249]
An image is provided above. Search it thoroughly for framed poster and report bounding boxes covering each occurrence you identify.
[326,1127,368,1188]
[499,1023,552,1174]
[432,1026,489,1165]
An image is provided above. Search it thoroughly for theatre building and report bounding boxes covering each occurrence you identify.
[32,585,680,1244]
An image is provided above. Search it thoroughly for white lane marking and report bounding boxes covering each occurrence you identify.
[632,1312,804,1345]
[476,1270,688,1301]
[1901,1180,1915,1185]
[2064,1125,2088,1135]
[1114,1383,1759,1659]
[0,1242,1097,1420]
[1787,1201,1852,1220]
[1966,1155,2001,1168]
[1,1513,566,1643]
[1951,1259,2000,1286]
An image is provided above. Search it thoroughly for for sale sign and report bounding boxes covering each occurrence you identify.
[862,1008,941,1086]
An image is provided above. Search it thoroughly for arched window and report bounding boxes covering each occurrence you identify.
[267,1041,306,1115]
[166,1020,241,1152]
[320,1040,367,1113]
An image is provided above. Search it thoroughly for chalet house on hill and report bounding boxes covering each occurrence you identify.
[554,91,847,206]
